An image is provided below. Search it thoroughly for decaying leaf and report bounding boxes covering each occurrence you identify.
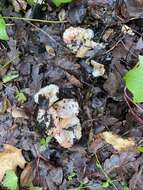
[11,0,27,12]
[124,0,143,18]
[122,25,135,36]
[100,131,136,152]
[90,60,105,78]
[63,27,104,58]
[102,28,114,41]
[45,45,55,57]
[34,84,81,148]
[11,107,29,119]
[0,144,26,181]
[20,163,34,187]
[0,97,11,114]
[104,151,138,174]
[65,72,82,87]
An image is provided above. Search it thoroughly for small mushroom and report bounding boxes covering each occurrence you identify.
[34,84,59,106]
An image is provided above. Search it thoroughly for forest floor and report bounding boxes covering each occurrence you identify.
[0,0,143,190]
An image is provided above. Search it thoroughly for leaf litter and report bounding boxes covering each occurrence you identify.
[1,0,143,189]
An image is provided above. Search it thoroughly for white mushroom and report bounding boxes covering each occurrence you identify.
[34,84,59,106]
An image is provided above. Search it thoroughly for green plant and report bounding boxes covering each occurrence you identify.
[68,182,85,190]
[2,72,19,83]
[15,90,27,103]
[67,171,87,190]
[121,182,129,190]
[2,170,18,190]
[26,0,37,6]
[67,171,77,181]
[137,146,143,153]
[39,136,53,151]
[101,178,113,188]
[0,16,9,40]
[124,55,143,103]
[52,0,73,7]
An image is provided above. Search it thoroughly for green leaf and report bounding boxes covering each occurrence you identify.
[101,181,110,188]
[96,161,102,169]
[0,16,9,40]
[124,55,143,103]
[15,90,27,103]
[2,170,18,190]
[121,182,129,190]
[137,146,143,153]
[52,0,72,7]
[67,171,77,181]
[2,73,19,83]
[39,136,53,151]
[26,0,36,6]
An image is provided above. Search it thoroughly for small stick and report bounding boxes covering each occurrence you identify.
[2,16,67,24]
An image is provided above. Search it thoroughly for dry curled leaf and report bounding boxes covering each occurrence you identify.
[100,132,136,152]
[0,144,26,181]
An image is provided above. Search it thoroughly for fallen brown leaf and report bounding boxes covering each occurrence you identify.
[104,151,139,174]
[125,0,143,18]
[100,131,136,152]
[65,72,82,87]
[11,0,27,12]
[0,144,26,181]
[20,162,34,187]
[0,97,11,114]
[11,107,29,119]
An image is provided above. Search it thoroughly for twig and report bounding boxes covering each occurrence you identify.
[27,20,56,43]
[3,16,67,24]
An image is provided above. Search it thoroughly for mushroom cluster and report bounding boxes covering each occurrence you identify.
[34,84,81,148]
[63,26,104,58]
